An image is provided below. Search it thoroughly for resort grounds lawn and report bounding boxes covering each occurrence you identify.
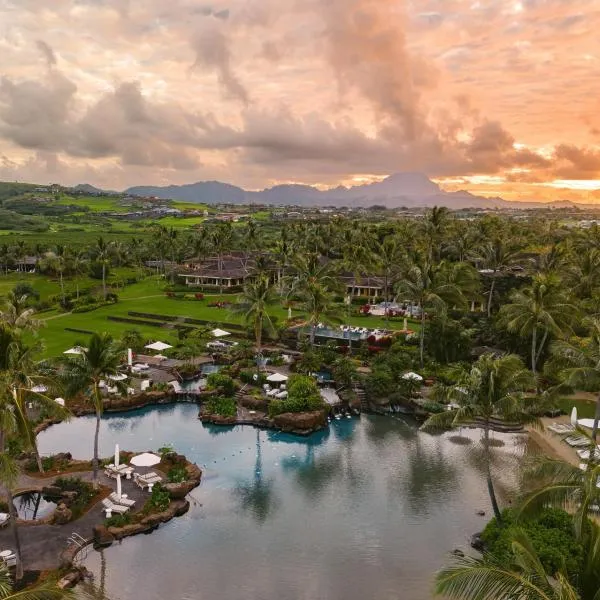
[29,278,419,358]
[555,396,599,419]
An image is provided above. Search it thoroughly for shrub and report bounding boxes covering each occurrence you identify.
[268,374,323,417]
[53,477,95,518]
[167,465,187,483]
[206,373,236,396]
[240,370,266,386]
[364,368,394,399]
[143,484,171,513]
[481,508,585,579]
[157,444,174,457]
[105,513,132,528]
[205,396,237,417]
[422,401,446,414]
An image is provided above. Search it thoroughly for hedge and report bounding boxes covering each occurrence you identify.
[127,311,248,332]
[64,327,95,335]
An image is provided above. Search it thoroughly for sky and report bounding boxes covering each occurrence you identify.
[0,0,600,202]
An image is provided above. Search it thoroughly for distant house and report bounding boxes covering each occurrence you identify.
[339,274,385,298]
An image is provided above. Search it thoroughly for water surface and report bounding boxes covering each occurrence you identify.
[37,404,525,600]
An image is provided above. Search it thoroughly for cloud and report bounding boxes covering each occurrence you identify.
[35,40,56,68]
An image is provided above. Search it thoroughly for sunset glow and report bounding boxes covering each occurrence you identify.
[0,0,599,202]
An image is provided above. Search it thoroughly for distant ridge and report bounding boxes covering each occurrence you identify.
[124,172,576,209]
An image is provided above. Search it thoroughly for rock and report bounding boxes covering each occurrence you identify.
[451,549,465,557]
[93,525,114,546]
[55,452,73,462]
[53,503,73,525]
[172,500,190,517]
[42,485,62,497]
[61,491,79,505]
[239,395,268,410]
[476,510,486,517]
[470,532,485,552]
[273,410,327,435]
[200,413,237,425]
[164,482,191,500]
[57,569,83,589]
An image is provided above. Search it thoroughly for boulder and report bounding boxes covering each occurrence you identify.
[273,410,326,435]
[200,413,237,425]
[93,525,114,546]
[470,532,485,552]
[239,395,268,411]
[53,503,73,525]
[164,482,191,500]
[57,569,83,589]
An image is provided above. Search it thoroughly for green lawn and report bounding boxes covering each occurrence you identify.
[31,279,419,358]
[555,397,598,419]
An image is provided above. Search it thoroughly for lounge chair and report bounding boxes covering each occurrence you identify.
[0,513,9,528]
[109,492,136,508]
[0,551,16,567]
[565,435,590,447]
[548,423,575,434]
[101,498,129,516]
[576,447,600,460]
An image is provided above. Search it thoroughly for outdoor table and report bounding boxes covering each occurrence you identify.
[0,550,14,565]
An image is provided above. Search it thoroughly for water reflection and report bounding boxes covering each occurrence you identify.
[232,430,279,523]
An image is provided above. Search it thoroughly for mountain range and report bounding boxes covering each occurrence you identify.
[121,172,578,210]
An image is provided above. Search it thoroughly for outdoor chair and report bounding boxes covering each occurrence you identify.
[109,492,136,508]
[101,498,129,517]
[0,513,9,528]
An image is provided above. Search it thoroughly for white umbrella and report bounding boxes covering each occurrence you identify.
[64,346,87,355]
[402,372,423,382]
[211,328,231,338]
[114,443,121,498]
[578,418,596,429]
[288,307,292,319]
[571,407,578,426]
[114,443,120,467]
[127,348,133,367]
[54,398,65,407]
[108,373,128,382]
[403,317,408,331]
[145,341,172,352]
[267,372,288,383]
[130,452,161,467]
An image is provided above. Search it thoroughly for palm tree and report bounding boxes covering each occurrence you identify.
[372,235,404,304]
[91,237,112,301]
[0,561,73,598]
[233,276,277,353]
[70,249,88,301]
[476,237,520,316]
[396,259,478,368]
[61,333,122,487]
[297,282,342,346]
[0,291,42,332]
[0,338,65,473]
[435,528,581,600]
[519,456,600,539]
[551,318,600,461]
[563,247,600,302]
[423,206,450,263]
[422,354,534,521]
[500,274,578,382]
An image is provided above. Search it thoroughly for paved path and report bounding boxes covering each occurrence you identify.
[0,468,159,571]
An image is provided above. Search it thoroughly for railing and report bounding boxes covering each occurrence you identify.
[67,532,90,563]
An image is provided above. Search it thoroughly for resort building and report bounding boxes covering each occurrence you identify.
[340,274,385,298]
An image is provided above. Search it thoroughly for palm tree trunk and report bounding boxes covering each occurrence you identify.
[310,324,316,347]
[531,326,537,379]
[419,309,426,368]
[76,280,80,300]
[487,278,495,317]
[483,422,502,522]
[6,489,24,580]
[102,263,107,301]
[59,269,65,301]
[588,393,600,465]
[34,445,44,474]
[92,389,101,488]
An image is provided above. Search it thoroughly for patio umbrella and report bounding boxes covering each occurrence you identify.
[402,372,423,382]
[211,328,231,338]
[130,452,161,467]
[127,348,133,367]
[115,443,121,499]
[145,341,172,352]
[64,346,87,355]
[108,373,128,382]
[267,373,288,383]
[571,406,578,426]
[288,307,292,319]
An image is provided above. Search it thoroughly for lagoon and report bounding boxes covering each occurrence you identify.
[37,405,525,600]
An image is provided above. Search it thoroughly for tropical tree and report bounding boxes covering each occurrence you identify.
[563,247,600,302]
[475,236,520,316]
[550,317,600,460]
[0,290,42,332]
[61,333,122,487]
[90,237,113,301]
[396,259,479,367]
[371,234,404,304]
[500,274,578,382]
[233,276,277,353]
[0,561,73,598]
[422,354,535,521]
[435,528,582,600]
[297,282,342,346]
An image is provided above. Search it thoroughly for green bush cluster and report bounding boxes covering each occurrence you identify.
[481,508,585,578]
[239,370,267,386]
[268,374,323,417]
[421,401,446,414]
[143,484,171,514]
[24,454,70,473]
[206,373,236,396]
[205,396,237,417]
[53,476,95,518]
[105,513,132,528]
[167,465,188,483]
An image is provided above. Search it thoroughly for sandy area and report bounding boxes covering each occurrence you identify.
[526,415,581,467]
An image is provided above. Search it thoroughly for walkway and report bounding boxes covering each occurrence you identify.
[0,467,159,571]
